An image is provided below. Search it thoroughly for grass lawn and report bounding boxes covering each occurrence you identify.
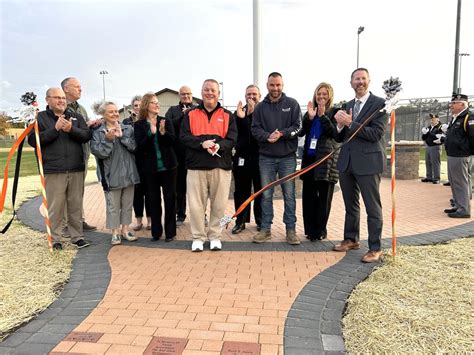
[0,150,40,178]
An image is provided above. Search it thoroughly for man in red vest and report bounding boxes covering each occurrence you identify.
[180,79,237,252]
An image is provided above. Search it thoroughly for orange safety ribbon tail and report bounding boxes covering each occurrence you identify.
[390,111,397,257]
[33,121,53,252]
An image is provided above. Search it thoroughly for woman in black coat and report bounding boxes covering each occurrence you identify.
[134,92,178,241]
[300,82,340,241]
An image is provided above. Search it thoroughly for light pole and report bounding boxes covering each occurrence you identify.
[357,26,364,68]
[219,81,224,107]
[458,53,470,93]
[99,70,109,100]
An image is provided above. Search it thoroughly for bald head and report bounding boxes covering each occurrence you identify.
[45,87,67,114]
[179,85,193,105]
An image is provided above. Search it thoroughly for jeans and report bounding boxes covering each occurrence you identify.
[259,154,297,230]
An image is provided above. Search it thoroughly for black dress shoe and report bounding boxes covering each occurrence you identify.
[309,232,328,241]
[232,223,245,234]
[165,236,176,242]
[443,182,451,186]
[444,207,457,213]
[256,224,261,232]
[421,178,432,183]
[432,180,440,184]
[448,211,470,218]
[151,236,160,242]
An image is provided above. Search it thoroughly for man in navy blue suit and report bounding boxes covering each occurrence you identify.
[333,68,388,263]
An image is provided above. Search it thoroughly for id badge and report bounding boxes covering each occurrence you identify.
[310,138,318,149]
[238,157,245,166]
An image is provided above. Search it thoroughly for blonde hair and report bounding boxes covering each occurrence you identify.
[312,82,334,112]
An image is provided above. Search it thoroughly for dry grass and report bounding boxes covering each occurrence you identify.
[342,238,474,353]
[0,169,97,340]
[0,224,76,339]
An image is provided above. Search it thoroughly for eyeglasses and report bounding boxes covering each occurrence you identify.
[133,104,140,107]
[47,96,66,100]
[179,93,192,96]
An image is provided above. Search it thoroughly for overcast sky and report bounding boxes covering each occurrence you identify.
[1,0,473,117]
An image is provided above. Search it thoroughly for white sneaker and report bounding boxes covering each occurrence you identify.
[210,240,222,251]
[191,240,204,252]
[123,232,138,241]
[111,234,122,245]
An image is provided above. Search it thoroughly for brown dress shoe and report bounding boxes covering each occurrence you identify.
[333,239,360,252]
[361,250,383,263]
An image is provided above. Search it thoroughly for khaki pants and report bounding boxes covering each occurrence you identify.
[105,185,134,230]
[45,172,85,243]
[187,169,231,242]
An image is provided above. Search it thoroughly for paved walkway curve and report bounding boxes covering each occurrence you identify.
[1,182,473,354]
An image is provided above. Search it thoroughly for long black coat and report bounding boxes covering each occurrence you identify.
[300,108,340,184]
[133,117,178,174]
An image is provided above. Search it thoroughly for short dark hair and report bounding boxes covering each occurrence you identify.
[267,72,282,79]
[350,68,369,80]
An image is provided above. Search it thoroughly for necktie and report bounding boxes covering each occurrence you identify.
[353,100,362,121]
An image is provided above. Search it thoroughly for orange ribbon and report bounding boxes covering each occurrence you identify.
[390,111,397,257]
[0,121,53,252]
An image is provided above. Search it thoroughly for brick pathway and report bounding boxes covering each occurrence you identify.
[2,178,472,354]
[84,178,469,242]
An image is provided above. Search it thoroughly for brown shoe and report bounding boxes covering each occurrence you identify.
[361,250,384,263]
[333,239,360,252]
[286,229,300,245]
[253,229,271,244]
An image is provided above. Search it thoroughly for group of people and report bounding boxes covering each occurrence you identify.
[421,93,473,219]
[29,69,472,264]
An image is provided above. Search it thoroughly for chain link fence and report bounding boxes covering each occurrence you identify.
[225,95,473,143]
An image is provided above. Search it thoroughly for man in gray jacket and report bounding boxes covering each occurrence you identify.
[251,72,302,245]
[62,77,100,232]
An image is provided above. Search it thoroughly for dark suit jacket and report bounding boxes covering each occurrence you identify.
[335,93,388,175]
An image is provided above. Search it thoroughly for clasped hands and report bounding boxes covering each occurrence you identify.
[148,117,166,135]
[105,121,123,141]
[202,139,221,157]
[267,129,283,143]
[335,108,354,129]
[55,114,73,133]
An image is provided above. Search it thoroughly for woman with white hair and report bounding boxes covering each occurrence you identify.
[90,101,140,245]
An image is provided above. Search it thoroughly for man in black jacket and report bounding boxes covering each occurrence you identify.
[231,84,262,234]
[28,88,92,250]
[421,113,443,184]
[444,93,473,218]
[251,72,302,245]
[165,86,195,226]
